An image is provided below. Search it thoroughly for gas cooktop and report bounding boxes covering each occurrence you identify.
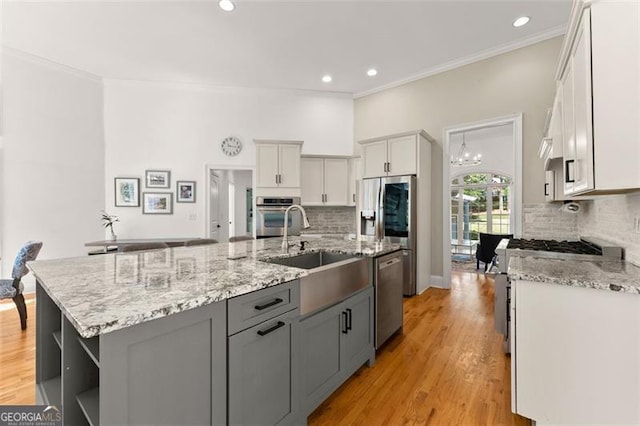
[506,238,602,255]
[495,237,623,274]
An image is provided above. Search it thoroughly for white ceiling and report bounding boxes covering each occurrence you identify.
[2,1,571,95]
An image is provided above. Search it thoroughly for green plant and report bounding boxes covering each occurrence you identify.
[101,210,119,236]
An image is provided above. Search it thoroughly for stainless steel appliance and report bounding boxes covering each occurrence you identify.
[256,196,302,239]
[494,236,623,353]
[375,251,404,349]
[360,175,416,296]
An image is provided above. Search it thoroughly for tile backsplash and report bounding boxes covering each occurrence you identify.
[578,193,640,266]
[522,203,579,241]
[303,206,356,235]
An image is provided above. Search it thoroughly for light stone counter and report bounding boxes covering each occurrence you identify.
[508,255,640,295]
[27,236,400,338]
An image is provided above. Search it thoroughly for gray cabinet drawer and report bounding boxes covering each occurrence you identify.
[228,280,299,335]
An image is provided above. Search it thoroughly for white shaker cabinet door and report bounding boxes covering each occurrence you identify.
[387,135,417,176]
[300,158,324,205]
[278,144,301,188]
[362,140,388,178]
[561,58,576,196]
[571,11,595,194]
[256,144,280,188]
[348,157,362,206]
[323,158,349,206]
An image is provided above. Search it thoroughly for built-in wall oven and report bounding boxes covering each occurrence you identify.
[256,196,302,239]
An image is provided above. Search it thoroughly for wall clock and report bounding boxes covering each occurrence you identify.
[221,136,242,157]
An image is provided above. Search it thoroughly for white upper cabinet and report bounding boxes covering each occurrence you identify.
[255,141,302,192]
[557,1,640,196]
[348,157,362,207]
[256,144,280,188]
[387,135,417,176]
[360,133,424,178]
[300,156,349,206]
[300,157,324,204]
[362,140,387,178]
[278,144,301,189]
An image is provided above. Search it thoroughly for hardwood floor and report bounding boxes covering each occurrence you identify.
[0,273,527,425]
[0,293,36,405]
[308,272,529,425]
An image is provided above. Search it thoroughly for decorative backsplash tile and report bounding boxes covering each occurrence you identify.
[578,193,640,266]
[304,206,356,235]
[522,203,579,241]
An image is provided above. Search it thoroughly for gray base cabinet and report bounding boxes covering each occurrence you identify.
[36,280,228,426]
[227,280,300,425]
[299,287,375,416]
[36,278,374,425]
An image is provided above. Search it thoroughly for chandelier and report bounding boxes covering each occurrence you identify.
[451,132,482,166]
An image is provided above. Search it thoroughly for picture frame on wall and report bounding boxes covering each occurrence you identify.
[114,177,140,207]
[176,181,196,203]
[142,192,173,214]
[145,170,171,188]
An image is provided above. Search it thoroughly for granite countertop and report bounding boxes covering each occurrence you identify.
[508,255,640,295]
[27,236,401,338]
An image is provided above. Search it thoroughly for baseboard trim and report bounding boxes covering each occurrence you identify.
[429,275,445,289]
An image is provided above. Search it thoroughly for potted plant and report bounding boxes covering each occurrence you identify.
[101,210,120,241]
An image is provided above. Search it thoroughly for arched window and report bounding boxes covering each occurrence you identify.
[450,172,512,255]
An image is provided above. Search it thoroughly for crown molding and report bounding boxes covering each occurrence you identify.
[2,46,103,82]
[103,77,354,99]
[353,25,567,99]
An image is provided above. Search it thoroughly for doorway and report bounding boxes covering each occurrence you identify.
[442,114,522,288]
[206,166,254,242]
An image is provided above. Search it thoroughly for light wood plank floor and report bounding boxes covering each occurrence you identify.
[308,272,529,425]
[0,273,528,425]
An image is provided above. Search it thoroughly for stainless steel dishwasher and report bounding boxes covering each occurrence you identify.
[375,251,404,349]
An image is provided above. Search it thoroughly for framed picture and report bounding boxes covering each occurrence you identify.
[176,181,196,203]
[143,192,173,214]
[114,177,140,207]
[145,170,171,188]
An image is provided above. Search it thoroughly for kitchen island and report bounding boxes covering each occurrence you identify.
[28,236,401,425]
[508,255,640,425]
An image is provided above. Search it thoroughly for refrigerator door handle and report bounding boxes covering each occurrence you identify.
[377,180,385,241]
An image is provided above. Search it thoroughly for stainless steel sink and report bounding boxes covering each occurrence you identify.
[263,250,370,316]
[265,251,355,269]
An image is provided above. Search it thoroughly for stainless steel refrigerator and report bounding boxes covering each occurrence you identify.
[360,175,417,296]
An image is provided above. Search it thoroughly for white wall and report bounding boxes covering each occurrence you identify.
[104,80,353,238]
[354,37,562,278]
[2,50,105,291]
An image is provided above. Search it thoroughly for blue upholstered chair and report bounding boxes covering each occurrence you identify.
[0,241,43,330]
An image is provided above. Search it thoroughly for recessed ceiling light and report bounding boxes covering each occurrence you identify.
[513,16,530,27]
[367,68,378,77]
[219,0,235,12]
[322,75,332,83]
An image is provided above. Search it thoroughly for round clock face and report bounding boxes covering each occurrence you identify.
[221,136,242,157]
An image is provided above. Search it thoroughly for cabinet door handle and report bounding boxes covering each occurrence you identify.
[341,311,348,334]
[384,162,388,173]
[254,298,283,311]
[565,160,575,183]
[544,183,549,196]
[387,162,391,173]
[353,193,356,203]
[346,308,352,331]
[257,321,285,336]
